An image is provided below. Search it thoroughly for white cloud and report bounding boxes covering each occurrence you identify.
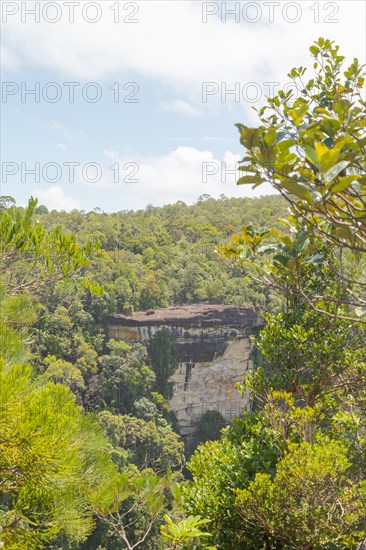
[0,45,20,70]
[32,186,81,211]
[168,136,236,144]
[74,146,274,209]
[160,99,201,117]
[2,1,364,96]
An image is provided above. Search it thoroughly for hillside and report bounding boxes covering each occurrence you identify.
[36,194,288,315]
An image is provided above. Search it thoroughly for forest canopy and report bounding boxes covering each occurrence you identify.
[1,39,365,549]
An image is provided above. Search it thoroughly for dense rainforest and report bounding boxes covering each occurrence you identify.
[0,193,287,550]
[1,39,365,549]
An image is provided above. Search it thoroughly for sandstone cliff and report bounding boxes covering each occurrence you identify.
[108,305,264,445]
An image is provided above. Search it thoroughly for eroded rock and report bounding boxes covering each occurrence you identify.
[107,304,264,446]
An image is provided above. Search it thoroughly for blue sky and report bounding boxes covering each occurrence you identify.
[1,0,365,211]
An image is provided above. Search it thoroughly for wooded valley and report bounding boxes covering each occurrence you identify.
[1,39,365,549]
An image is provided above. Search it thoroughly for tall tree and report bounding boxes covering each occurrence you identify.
[223,38,366,321]
[0,361,120,549]
[0,197,101,295]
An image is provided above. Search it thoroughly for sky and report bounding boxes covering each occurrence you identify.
[1,0,365,212]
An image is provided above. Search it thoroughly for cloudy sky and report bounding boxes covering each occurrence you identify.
[1,0,365,211]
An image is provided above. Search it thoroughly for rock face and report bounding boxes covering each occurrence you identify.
[108,305,264,445]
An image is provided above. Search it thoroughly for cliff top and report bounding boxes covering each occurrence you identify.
[108,304,264,328]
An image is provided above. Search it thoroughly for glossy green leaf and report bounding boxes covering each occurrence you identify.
[281,181,313,203]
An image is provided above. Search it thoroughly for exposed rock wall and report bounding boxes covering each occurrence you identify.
[169,337,253,441]
[108,305,264,444]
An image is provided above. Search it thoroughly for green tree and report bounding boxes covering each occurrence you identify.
[96,466,177,550]
[248,278,366,410]
[43,355,85,397]
[0,195,16,211]
[95,340,155,414]
[180,393,366,548]
[0,284,38,365]
[224,39,365,320]
[195,410,227,446]
[180,412,279,549]
[97,411,184,473]
[161,514,213,550]
[0,361,120,549]
[148,329,179,399]
[0,197,100,295]
[236,436,366,549]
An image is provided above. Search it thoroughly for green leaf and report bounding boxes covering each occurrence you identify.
[276,139,295,151]
[303,253,324,264]
[315,141,329,163]
[237,176,265,185]
[304,146,319,168]
[331,175,358,193]
[273,254,289,267]
[264,127,277,147]
[281,181,313,203]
